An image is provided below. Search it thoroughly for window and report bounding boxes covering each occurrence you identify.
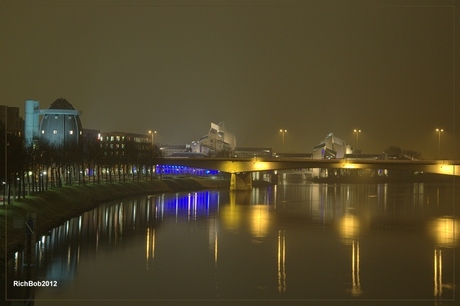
[41,130,45,134]
[53,130,57,135]
[69,130,74,135]
[54,115,58,119]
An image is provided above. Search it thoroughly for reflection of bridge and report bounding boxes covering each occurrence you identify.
[159,158,460,190]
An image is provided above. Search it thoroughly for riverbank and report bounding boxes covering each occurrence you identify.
[0,178,229,271]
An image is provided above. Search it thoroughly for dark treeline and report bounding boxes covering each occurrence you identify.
[0,126,163,203]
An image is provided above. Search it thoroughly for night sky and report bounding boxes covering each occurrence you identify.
[1,0,458,159]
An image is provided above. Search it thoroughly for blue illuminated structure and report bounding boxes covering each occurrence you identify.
[156,164,219,176]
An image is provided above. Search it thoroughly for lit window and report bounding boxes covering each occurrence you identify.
[53,130,57,135]
[80,131,82,135]
[69,130,74,135]
[54,115,58,119]
[41,130,45,134]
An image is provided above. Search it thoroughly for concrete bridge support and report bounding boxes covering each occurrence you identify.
[230,173,253,191]
[252,170,278,185]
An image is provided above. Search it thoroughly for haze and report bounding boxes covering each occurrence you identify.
[1,0,458,159]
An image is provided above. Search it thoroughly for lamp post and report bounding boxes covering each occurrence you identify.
[279,129,287,156]
[436,128,443,158]
[148,130,157,145]
[4,106,7,206]
[353,129,361,148]
[148,130,158,178]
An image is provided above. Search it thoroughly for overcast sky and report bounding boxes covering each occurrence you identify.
[1,0,458,159]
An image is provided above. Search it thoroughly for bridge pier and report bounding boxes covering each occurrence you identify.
[230,173,253,191]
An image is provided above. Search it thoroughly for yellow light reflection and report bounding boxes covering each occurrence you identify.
[214,231,218,266]
[351,240,362,296]
[220,204,241,230]
[146,227,155,270]
[250,205,270,239]
[430,217,459,248]
[338,214,363,296]
[434,247,442,297]
[278,229,286,293]
[339,214,360,242]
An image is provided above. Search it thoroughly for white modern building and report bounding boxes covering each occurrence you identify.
[313,133,352,159]
[192,122,236,156]
[312,133,353,177]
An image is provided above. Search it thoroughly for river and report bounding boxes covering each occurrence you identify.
[5,180,459,305]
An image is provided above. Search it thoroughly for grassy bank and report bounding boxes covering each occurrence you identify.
[0,178,229,270]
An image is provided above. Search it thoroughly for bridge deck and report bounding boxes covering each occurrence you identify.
[159,158,460,176]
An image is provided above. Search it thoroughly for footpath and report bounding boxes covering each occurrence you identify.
[0,178,229,271]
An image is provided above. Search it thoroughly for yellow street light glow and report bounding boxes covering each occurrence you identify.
[439,164,454,175]
[353,129,362,146]
[342,162,358,169]
[436,128,444,158]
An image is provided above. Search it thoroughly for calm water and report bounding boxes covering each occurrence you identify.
[6,181,460,305]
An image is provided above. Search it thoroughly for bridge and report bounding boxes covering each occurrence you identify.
[159,158,460,190]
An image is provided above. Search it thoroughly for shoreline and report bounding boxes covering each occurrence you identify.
[0,178,229,271]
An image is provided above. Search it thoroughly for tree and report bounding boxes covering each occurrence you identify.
[383,146,422,160]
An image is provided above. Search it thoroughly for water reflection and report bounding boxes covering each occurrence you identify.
[6,182,458,302]
[277,229,286,293]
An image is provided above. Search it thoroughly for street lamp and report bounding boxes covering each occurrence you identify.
[3,106,7,206]
[148,130,158,177]
[436,128,443,158]
[279,129,287,156]
[148,130,157,145]
[353,129,361,148]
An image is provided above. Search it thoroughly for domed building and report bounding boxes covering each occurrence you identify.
[39,98,82,147]
[25,98,82,147]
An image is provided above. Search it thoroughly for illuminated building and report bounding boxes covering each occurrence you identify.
[24,98,82,147]
[192,122,236,156]
[312,133,353,178]
[98,131,151,156]
[0,105,24,138]
[313,133,352,160]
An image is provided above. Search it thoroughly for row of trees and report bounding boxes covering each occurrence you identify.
[383,146,422,160]
[0,125,163,203]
